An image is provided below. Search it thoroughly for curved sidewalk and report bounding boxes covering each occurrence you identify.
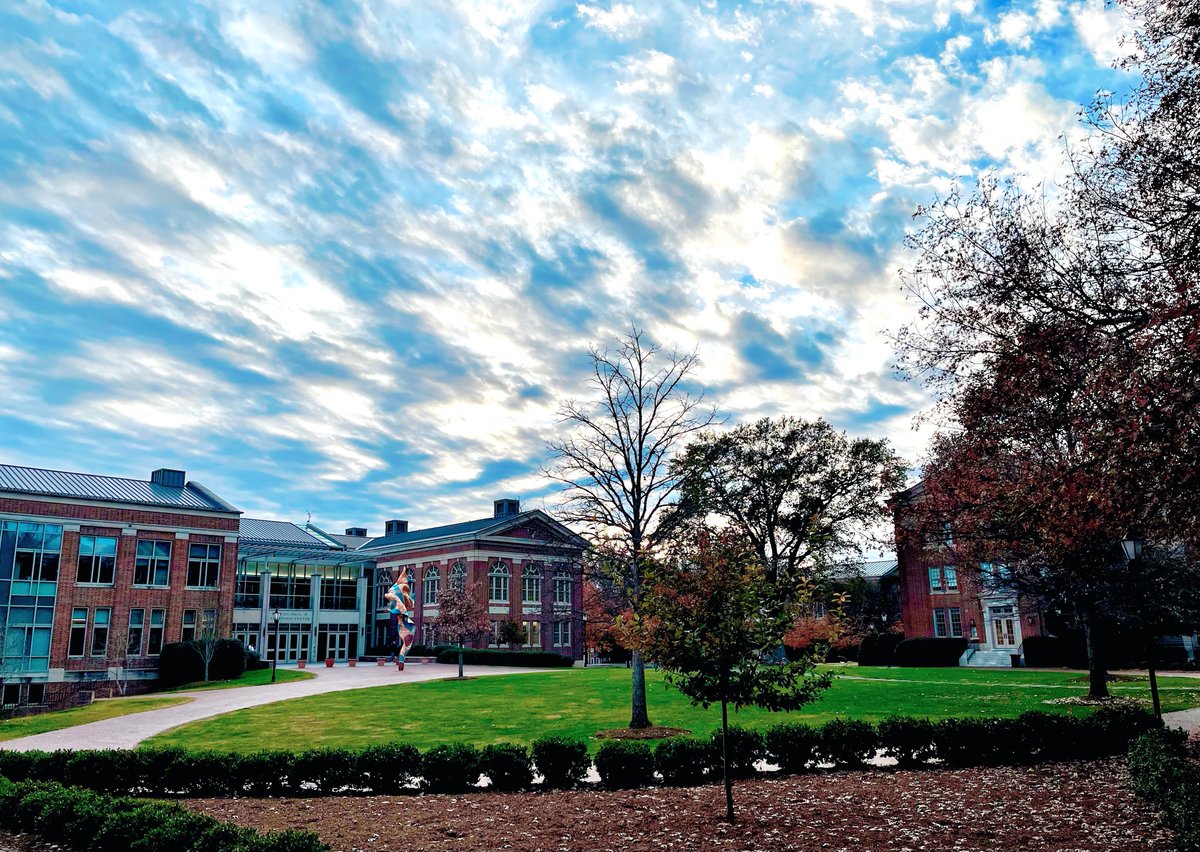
[0,663,545,752]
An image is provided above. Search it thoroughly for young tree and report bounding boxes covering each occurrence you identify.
[189,607,222,683]
[639,529,832,823]
[432,581,491,678]
[546,327,717,729]
[497,619,526,650]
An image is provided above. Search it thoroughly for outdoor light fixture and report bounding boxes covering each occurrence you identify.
[1121,535,1144,562]
[271,608,281,684]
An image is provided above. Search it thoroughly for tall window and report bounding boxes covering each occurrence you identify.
[423,565,440,606]
[235,563,262,608]
[943,566,958,591]
[90,608,110,656]
[186,543,222,589]
[134,540,172,586]
[269,562,312,610]
[77,535,117,585]
[450,560,467,592]
[553,620,571,647]
[522,563,541,604]
[928,566,943,593]
[319,565,358,610]
[933,608,948,638]
[523,619,541,648]
[128,608,145,656]
[147,609,165,655]
[488,561,510,603]
[948,607,963,638]
[181,609,197,642]
[5,521,62,581]
[68,608,87,657]
[553,571,572,606]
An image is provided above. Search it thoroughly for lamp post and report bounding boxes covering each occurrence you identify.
[271,608,280,684]
[1123,534,1158,719]
[582,612,588,667]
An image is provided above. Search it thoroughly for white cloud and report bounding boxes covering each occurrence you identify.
[576,3,646,40]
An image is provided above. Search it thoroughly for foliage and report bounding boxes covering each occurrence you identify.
[858,633,904,666]
[496,620,527,649]
[479,743,534,791]
[531,736,589,788]
[653,737,712,786]
[893,638,969,667]
[816,718,877,767]
[433,647,574,667]
[355,743,419,794]
[594,740,655,789]
[709,725,764,778]
[420,744,481,793]
[1127,728,1200,851]
[431,582,491,676]
[546,327,717,729]
[157,639,247,687]
[1021,635,1086,668]
[876,716,936,766]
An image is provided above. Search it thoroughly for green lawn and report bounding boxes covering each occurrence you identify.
[0,695,193,743]
[161,667,315,693]
[145,665,1200,753]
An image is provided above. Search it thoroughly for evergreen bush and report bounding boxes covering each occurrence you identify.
[420,744,481,793]
[763,723,819,773]
[594,740,655,789]
[654,738,712,785]
[479,743,534,792]
[531,736,589,788]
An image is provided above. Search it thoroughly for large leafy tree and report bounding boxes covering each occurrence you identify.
[432,582,491,678]
[546,328,717,729]
[639,528,832,823]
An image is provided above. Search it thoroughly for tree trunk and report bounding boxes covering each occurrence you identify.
[1147,639,1161,720]
[458,649,464,679]
[629,650,651,728]
[1084,616,1109,699]
[721,692,734,824]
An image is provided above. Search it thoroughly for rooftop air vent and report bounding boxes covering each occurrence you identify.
[385,519,409,536]
[493,499,520,518]
[150,469,186,488]
[345,527,368,538]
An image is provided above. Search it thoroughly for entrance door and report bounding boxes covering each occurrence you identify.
[990,605,1018,647]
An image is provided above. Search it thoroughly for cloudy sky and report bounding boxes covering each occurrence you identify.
[0,0,1132,534]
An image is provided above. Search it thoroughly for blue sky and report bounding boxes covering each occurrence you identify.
[0,0,1133,535]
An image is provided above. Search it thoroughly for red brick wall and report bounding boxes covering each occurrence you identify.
[0,497,238,531]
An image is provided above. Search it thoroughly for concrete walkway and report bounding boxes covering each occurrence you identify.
[0,663,547,752]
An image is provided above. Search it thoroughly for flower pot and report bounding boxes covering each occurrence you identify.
[297,659,307,669]
[376,659,386,666]
[348,659,357,667]
[325,658,335,668]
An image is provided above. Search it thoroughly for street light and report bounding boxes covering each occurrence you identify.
[1122,534,1159,720]
[1122,534,1144,562]
[271,608,280,684]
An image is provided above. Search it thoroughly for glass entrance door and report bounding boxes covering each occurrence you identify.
[989,605,1018,647]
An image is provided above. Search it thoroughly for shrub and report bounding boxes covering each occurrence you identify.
[292,748,357,795]
[764,723,819,774]
[817,718,878,768]
[933,717,1012,767]
[212,638,248,680]
[858,633,904,666]
[893,638,968,667]
[531,736,589,788]
[480,744,534,792]
[434,648,574,667]
[356,743,419,793]
[1127,728,1200,850]
[877,716,936,766]
[710,726,764,778]
[156,641,206,687]
[654,738,712,786]
[1021,635,1086,668]
[594,740,655,789]
[420,744,481,793]
[239,751,295,797]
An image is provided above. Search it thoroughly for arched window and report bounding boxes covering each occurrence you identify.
[450,560,467,592]
[553,567,572,607]
[423,565,440,606]
[488,561,510,603]
[522,562,542,604]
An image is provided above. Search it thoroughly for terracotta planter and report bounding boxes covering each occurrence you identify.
[325,658,335,668]
[297,659,307,669]
[376,659,386,666]
[348,659,357,667]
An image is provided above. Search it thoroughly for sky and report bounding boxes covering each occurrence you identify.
[0,0,1135,537]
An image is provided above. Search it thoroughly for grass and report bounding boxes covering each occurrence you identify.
[0,695,193,743]
[145,665,1200,753]
[160,667,315,693]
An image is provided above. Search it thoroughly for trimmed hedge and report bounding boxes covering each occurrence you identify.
[0,777,327,852]
[157,639,248,687]
[858,632,904,666]
[1127,728,1200,850]
[893,637,969,667]
[434,647,575,667]
[0,707,1156,798]
[1021,635,1086,668]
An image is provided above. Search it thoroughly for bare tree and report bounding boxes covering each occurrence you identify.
[189,607,222,683]
[546,328,717,729]
[432,581,491,678]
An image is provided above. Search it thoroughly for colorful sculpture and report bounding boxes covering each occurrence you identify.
[385,573,415,670]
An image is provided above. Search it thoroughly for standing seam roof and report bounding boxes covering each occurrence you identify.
[0,464,238,513]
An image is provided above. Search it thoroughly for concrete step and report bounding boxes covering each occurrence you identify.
[967,649,1018,667]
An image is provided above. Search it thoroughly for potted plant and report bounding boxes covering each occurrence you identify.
[348,658,357,667]
[297,658,307,668]
[325,657,335,667]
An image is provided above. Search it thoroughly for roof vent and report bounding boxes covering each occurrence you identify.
[494,499,520,518]
[150,469,186,488]
[385,519,409,536]
[344,527,368,538]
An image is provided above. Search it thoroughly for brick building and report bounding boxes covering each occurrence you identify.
[0,464,240,708]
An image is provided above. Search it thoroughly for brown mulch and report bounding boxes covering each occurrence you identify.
[593,726,690,740]
[183,758,1172,852]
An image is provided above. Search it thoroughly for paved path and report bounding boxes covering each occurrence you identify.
[0,663,547,752]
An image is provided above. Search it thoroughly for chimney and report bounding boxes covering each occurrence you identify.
[150,469,186,488]
[493,499,520,518]
[344,527,368,538]
[385,519,409,536]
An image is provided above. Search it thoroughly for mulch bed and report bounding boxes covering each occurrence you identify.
[593,726,689,740]
[184,758,1172,852]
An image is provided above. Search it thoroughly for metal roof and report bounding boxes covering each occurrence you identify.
[358,516,499,551]
[239,518,334,548]
[237,543,375,567]
[0,463,239,513]
[326,533,374,549]
[833,558,899,580]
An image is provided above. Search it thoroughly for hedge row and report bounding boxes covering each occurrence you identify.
[0,776,326,852]
[1127,729,1200,851]
[157,639,248,687]
[433,647,576,667]
[0,708,1154,797]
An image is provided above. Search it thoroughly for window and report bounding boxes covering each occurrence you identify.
[27,684,44,705]
[77,535,117,585]
[553,620,571,647]
[488,561,510,603]
[235,563,262,608]
[269,562,312,610]
[90,608,110,656]
[553,571,572,606]
[489,620,502,647]
[319,565,358,610]
[375,566,393,609]
[1,684,18,707]
[933,608,948,638]
[423,565,440,606]
[524,620,541,648]
[942,521,954,546]
[944,566,958,591]
[4,521,62,581]
[522,563,541,604]
[928,566,943,593]
[421,624,437,645]
[148,609,165,655]
[128,608,145,656]
[181,609,197,642]
[812,601,827,619]
[134,540,171,586]
[450,560,467,592]
[186,543,222,589]
[949,607,963,638]
[233,622,259,654]
[68,607,87,657]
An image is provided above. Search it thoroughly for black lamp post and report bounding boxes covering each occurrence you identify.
[1123,534,1158,719]
[271,608,280,684]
